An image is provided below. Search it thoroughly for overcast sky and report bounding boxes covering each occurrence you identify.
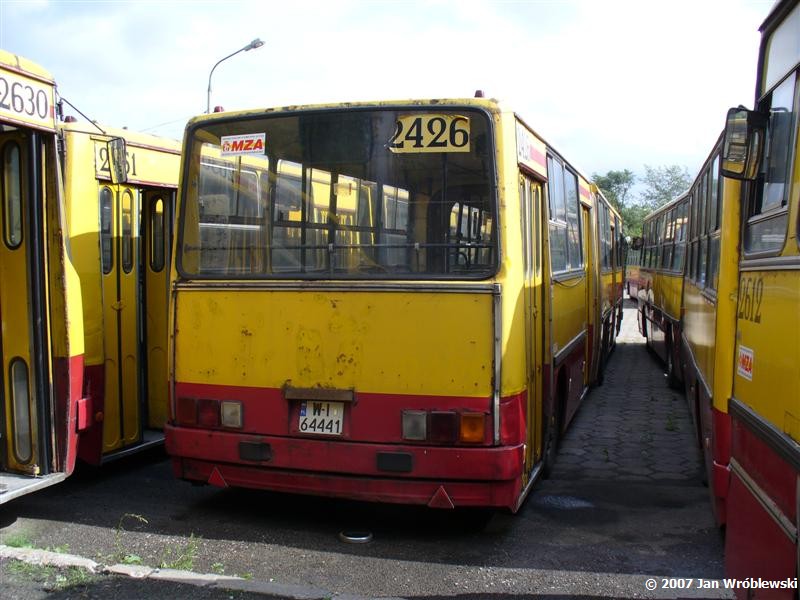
[0,0,773,182]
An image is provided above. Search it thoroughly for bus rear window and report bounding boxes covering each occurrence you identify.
[178,109,497,280]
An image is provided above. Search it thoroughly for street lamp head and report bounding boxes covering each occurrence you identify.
[207,37,265,113]
[246,38,265,51]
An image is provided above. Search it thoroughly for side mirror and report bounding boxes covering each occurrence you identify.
[107,137,128,184]
[720,107,766,180]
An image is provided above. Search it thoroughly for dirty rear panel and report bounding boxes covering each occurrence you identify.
[173,284,496,444]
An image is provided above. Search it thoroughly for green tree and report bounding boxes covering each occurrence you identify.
[619,204,649,238]
[591,169,635,213]
[638,164,692,210]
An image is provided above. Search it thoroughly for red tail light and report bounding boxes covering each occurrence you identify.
[197,399,220,428]
[176,397,197,426]
[429,411,458,443]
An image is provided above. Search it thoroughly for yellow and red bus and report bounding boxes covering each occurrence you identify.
[591,188,625,383]
[625,238,643,301]
[165,99,621,511]
[0,51,85,502]
[678,134,742,525]
[638,191,690,388]
[717,0,799,587]
[59,121,180,464]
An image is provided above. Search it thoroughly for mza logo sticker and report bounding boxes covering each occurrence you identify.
[221,133,266,156]
[736,345,754,381]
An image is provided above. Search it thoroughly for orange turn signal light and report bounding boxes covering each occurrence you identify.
[459,412,485,443]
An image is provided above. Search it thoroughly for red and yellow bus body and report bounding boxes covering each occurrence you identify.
[639,194,689,386]
[592,190,624,379]
[0,51,84,502]
[679,136,741,526]
[625,245,642,301]
[61,123,180,464]
[721,0,800,587]
[166,99,619,510]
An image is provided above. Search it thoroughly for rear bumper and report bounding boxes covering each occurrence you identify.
[165,424,525,510]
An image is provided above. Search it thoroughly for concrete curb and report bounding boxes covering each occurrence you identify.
[1,544,404,599]
[0,544,100,572]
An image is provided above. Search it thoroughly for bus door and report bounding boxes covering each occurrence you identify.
[142,190,173,430]
[99,183,141,453]
[0,132,51,479]
[520,176,543,475]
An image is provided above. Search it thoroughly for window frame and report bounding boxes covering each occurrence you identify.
[177,106,500,281]
[547,155,584,275]
[100,186,114,275]
[743,69,798,258]
[2,141,23,250]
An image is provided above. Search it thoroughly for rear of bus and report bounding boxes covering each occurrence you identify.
[0,51,84,502]
[625,243,642,300]
[166,100,526,510]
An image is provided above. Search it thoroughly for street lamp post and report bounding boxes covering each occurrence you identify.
[206,38,264,113]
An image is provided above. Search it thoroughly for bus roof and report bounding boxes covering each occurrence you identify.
[0,49,55,86]
[60,120,181,154]
[186,97,508,130]
[185,96,606,196]
[1,50,57,132]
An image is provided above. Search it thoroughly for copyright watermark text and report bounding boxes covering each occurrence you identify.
[645,577,798,592]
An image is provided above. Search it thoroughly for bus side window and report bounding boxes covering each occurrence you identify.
[744,71,797,254]
[100,187,114,274]
[706,156,721,290]
[2,142,23,249]
[121,190,134,274]
[150,197,165,272]
[546,156,567,272]
[672,200,687,273]
[697,171,709,288]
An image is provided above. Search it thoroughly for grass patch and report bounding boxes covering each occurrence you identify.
[7,560,96,591]
[159,533,200,571]
[3,532,34,548]
[109,513,149,565]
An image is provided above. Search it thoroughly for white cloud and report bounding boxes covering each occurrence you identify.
[0,0,773,180]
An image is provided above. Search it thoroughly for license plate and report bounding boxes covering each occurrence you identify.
[298,401,344,436]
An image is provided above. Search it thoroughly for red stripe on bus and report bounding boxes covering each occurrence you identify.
[529,146,546,171]
[730,410,796,523]
[77,363,105,465]
[54,353,85,476]
[174,381,510,446]
[171,452,524,510]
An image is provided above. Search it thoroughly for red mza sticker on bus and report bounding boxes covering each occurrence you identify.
[736,345,754,381]
[221,133,266,156]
